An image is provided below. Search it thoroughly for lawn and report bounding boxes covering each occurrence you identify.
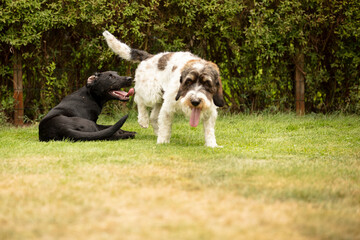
[0,113,359,240]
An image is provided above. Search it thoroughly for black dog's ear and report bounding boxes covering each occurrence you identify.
[213,77,225,107]
[86,75,97,87]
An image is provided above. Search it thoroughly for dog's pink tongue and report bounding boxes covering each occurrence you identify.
[190,108,201,127]
[126,88,134,97]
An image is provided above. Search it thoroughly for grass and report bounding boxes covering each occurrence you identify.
[0,112,359,240]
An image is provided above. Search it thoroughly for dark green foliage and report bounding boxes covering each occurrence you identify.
[1,0,359,122]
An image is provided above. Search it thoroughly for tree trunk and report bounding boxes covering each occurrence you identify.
[295,53,305,116]
[13,49,23,126]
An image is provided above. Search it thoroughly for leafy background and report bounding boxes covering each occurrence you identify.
[1,0,360,123]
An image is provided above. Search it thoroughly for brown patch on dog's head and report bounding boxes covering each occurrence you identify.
[175,60,225,108]
[158,53,174,70]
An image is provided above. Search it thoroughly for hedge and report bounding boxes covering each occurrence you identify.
[1,0,359,123]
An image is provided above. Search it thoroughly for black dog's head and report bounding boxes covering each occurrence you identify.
[86,71,134,102]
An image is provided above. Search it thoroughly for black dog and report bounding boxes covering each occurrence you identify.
[39,71,135,141]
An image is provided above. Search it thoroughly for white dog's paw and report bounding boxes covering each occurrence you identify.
[205,142,222,148]
[138,116,149,128]
[138,120,149,129]
[157,136,170,144]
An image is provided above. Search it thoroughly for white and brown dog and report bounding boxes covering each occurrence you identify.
[103,31,225,147]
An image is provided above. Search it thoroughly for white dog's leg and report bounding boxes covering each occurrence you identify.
[150,103,162,136]
[137,103,149,128]
[203,110,219,148]
[157,107,174,144]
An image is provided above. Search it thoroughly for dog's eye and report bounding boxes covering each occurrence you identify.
[203,80,212,88]
[185,78,192,85]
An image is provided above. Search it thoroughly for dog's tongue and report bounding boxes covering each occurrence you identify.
[190,108,201,127]
[126,88,134,97]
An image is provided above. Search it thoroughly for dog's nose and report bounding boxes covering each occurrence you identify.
[191,99,201,107]
[126,77,133,82]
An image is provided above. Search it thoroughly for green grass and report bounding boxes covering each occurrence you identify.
[1,113,359,240]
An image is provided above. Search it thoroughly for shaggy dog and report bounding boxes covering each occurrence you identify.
[103,31,225,147]
[39,71,135,141]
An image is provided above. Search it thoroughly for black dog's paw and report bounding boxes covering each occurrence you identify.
[115,129,137,139]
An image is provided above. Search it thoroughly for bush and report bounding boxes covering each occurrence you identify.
[0,0,359,123]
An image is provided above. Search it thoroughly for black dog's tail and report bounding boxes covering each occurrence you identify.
[103,31,153,63]
[64,115,129,141]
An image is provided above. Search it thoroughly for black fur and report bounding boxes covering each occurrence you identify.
[130,49,153,62]
[39,71,136,141]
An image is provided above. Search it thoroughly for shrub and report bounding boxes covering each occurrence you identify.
[0,0,359,123]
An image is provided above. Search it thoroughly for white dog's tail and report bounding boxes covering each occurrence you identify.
[103,31,152,62]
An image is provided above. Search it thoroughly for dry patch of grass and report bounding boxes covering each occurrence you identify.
[0,163,306,240]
